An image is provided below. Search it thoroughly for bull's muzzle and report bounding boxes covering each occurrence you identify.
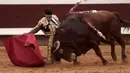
[70,53,76,61]
[59,49,63,54]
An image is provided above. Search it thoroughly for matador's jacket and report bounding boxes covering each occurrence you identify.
[29,15,60,35]
[29,15,61,64]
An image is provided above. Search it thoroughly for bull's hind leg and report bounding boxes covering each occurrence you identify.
[113,34,127,63]
[110,38,117,61]
[91,40,108,65]
[101,38,117,61]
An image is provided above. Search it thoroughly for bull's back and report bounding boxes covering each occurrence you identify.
[84,10,117,35]
[86,10,116,24]
[61,16,89,35]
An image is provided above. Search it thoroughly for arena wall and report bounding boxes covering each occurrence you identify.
[0,4,130,28]
[0,0,130,45]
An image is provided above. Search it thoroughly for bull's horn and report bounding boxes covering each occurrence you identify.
[53,41,60,52]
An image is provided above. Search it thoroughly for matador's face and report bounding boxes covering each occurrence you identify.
[45,14,52,22]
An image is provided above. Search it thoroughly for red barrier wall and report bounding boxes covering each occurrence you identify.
[0,4,130,28]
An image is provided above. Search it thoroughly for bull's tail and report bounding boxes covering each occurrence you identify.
[113,12,130,31]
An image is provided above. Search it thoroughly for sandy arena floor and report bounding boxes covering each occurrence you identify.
[0,45,130,73]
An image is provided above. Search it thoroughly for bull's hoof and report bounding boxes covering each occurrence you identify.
[122,60,128,64]
[122,56,128,64]
[55,61,61,64]
[103,60,109,66]
[73,61,80,65]
[111,54,117,61]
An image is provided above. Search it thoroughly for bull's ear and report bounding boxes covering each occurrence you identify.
[59,49,63,54]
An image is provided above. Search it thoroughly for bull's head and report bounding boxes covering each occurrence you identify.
[51,40,76,62]
[51,15,84,63]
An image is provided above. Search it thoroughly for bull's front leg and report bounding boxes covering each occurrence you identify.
[73,55,80,65]
[54,57,61,64]
[90,40,108,65]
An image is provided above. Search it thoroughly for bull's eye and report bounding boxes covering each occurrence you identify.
[59,49,63,54]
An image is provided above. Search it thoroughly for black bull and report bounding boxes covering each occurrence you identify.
[51,10,130,65]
